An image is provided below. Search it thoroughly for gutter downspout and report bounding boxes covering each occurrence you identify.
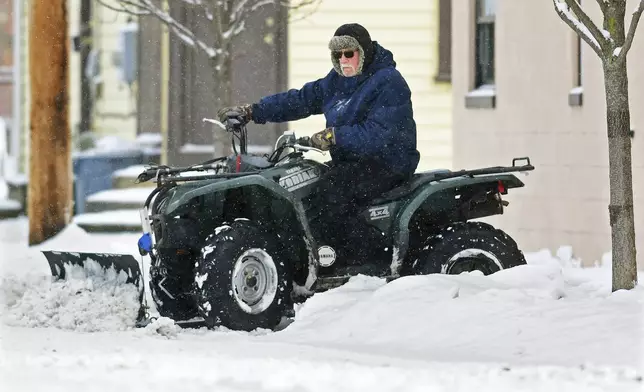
[11,0,22,176]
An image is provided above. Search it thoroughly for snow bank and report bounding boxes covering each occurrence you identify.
[276,247,643,368]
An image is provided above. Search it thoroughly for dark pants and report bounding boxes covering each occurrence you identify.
[307,160,407,262]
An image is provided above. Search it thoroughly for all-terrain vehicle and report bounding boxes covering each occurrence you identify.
[44,117,534,331]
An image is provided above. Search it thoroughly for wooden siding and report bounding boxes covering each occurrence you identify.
[91,5,137,140]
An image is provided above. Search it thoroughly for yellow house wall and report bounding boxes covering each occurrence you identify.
[287,0,453,171]
[91,5,137,141]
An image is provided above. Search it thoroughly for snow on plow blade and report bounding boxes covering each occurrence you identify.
[42,250,150,325]
[42,251,142,287]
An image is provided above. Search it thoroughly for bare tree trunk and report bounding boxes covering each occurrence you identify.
[604,60,637,290]
[28,0,72,245]
[602,2,638,291]
[553,0,641,291]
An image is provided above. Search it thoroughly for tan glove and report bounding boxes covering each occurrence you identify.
[310,127,336,151]
[217,104,253,125]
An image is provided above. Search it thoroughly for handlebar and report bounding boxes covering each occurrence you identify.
[136,124,325,184]
[202,116,244,134]
[294,136,312,147]
[203,116,248,155]
[202,116,326,160]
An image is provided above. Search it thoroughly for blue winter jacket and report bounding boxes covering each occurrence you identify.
[251,42,419,176]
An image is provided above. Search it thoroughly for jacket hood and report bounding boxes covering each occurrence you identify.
[362,42,396,76]
[329,23,375,76]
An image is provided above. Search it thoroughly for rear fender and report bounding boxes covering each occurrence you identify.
[165,175,319,291]
[389,173,525,276]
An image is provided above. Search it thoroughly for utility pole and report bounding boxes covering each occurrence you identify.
[28,0,72,245]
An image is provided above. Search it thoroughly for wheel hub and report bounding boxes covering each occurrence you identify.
[231,249,279,314]
[446,248,503,275]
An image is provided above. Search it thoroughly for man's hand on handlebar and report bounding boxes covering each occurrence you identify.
[295,136,312,147]
[217,104,253,129]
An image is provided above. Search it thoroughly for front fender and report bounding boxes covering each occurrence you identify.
[166,174,320,290]
[389,173,526,276]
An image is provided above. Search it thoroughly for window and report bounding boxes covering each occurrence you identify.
[475,0,495,88]
[435,0,451,83]
[466,0,496,109]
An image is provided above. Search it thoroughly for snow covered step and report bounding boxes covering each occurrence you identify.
[85,187,154,213]
[0,199,23,219]
[112,164,155,189]
[73,209,142,233]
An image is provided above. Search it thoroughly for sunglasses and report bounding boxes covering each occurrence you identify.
[332,50,356,60]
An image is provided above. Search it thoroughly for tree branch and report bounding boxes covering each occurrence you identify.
[595,0,608,15]
[99,0,220,58]
[287,0,322,23]
[618,0,644,59]
[227,0,319,40]
[143,0,219,57]
[96,0,321,59]
[565,0,610,47]
[553,0,605,57]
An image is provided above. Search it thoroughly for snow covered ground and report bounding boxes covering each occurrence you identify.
[1,216,643,391]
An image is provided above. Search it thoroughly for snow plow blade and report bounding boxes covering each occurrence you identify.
[42,250,150,324]
[42,251,142,287]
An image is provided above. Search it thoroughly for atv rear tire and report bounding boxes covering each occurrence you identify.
[194,220,291,331]
[413,222,526,276]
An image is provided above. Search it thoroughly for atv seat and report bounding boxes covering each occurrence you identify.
[370,169,451,205]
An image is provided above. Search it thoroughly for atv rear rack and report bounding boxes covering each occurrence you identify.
[430,157,534,182]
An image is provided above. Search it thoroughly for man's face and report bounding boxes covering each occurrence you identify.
[334,48,360,77]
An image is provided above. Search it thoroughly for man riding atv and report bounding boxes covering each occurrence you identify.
[42,23,533,330]
[218,23,419,263]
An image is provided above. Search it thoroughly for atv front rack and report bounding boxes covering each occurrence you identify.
[136,164,261,185]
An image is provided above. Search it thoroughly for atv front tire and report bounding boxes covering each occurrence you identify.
[149,253,200,321]
[413,222,526,275]
[194,220,291,331]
